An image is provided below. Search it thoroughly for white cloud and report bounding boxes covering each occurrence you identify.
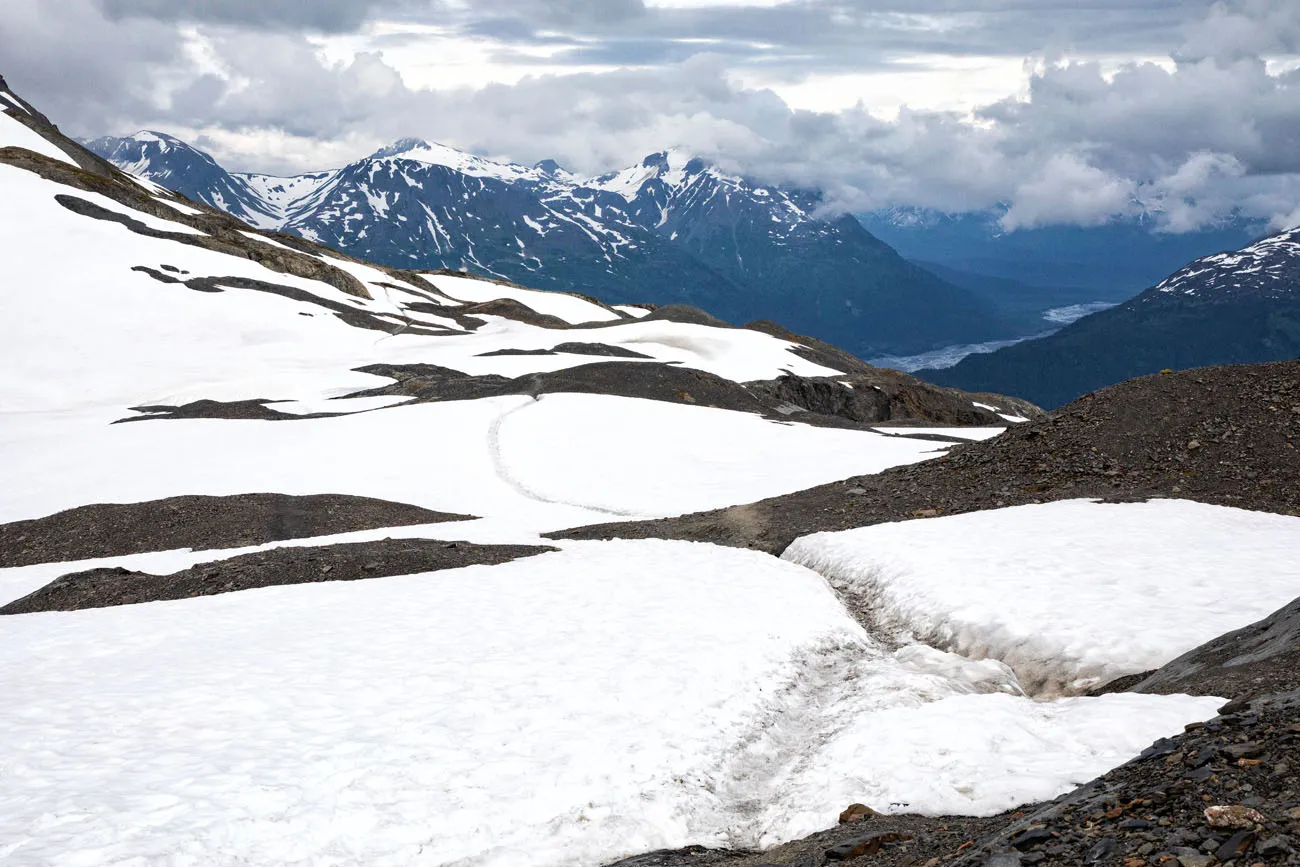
[4,0,1299,230]
[1000,153,1138,231]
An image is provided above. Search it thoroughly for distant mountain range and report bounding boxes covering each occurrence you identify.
[858,208,1262,299]
[86,132,1028,357]
[925,227,1300,407]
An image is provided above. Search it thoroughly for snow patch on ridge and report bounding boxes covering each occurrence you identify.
[0,110,76,166]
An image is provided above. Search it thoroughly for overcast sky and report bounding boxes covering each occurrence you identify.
[4,0,1300,230]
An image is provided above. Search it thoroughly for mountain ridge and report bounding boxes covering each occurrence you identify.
[85,130,1021,356]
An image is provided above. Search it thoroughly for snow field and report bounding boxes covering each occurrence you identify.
[0,129,1240,867]
[494,394,946,516]
[0,394,947,533]
[784,499,1300,694]
[0,540,1222,867]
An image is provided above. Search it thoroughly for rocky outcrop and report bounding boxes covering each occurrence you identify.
[346,361,1038,430]
[0,494,471,567]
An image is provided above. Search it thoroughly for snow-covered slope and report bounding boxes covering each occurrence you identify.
[1150,227,1300,301]
[87,134,1019,356]
[2,78,1227,867]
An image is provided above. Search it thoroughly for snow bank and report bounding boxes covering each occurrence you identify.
[0,539,1220,866]
[756,691,1221,842]
[0,542,853,866]
[784,499,1300,694]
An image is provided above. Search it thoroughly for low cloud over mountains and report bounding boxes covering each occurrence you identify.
[6,0,1300,231]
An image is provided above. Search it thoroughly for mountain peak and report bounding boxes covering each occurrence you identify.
[122,130,197,150]
[364,137,541,183]
[533,158,567,176]
[368,137,435,160]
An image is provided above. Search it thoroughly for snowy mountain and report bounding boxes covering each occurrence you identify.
[8,73,1300,867]
[86,133,1017,357]
[926,227,1300,408]
[83,130,280,226]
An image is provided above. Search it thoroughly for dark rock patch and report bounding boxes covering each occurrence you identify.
[349,362,1035,432]
[460,297,571,329]
[477,343,655,359]
[128,267,458,337]
[1,538,554,613]
[350,361,776,415]
[553,360,1300,553]
[0,493,471,567]
[551,342,654,358]
[750,372,1032,427]
[640,304,734,328]
[604,846,752,867]
[116,399,336,423]
[477,348,558,357]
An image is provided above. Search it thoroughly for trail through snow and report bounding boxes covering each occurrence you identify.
[484,395,642,518]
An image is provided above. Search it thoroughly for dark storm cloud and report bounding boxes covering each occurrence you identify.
[98,0,436,32]
[463,0,1211,72]
[4,0,1300,230]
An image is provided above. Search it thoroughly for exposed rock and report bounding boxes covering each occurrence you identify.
[838,804,877,825]
[116,398,350,423]
[1,538,554,613]
[344,360,1037,432]
[0,493,470,567]
[477,342,655,359]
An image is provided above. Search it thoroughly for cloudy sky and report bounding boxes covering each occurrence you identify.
[4,0,1300,230]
